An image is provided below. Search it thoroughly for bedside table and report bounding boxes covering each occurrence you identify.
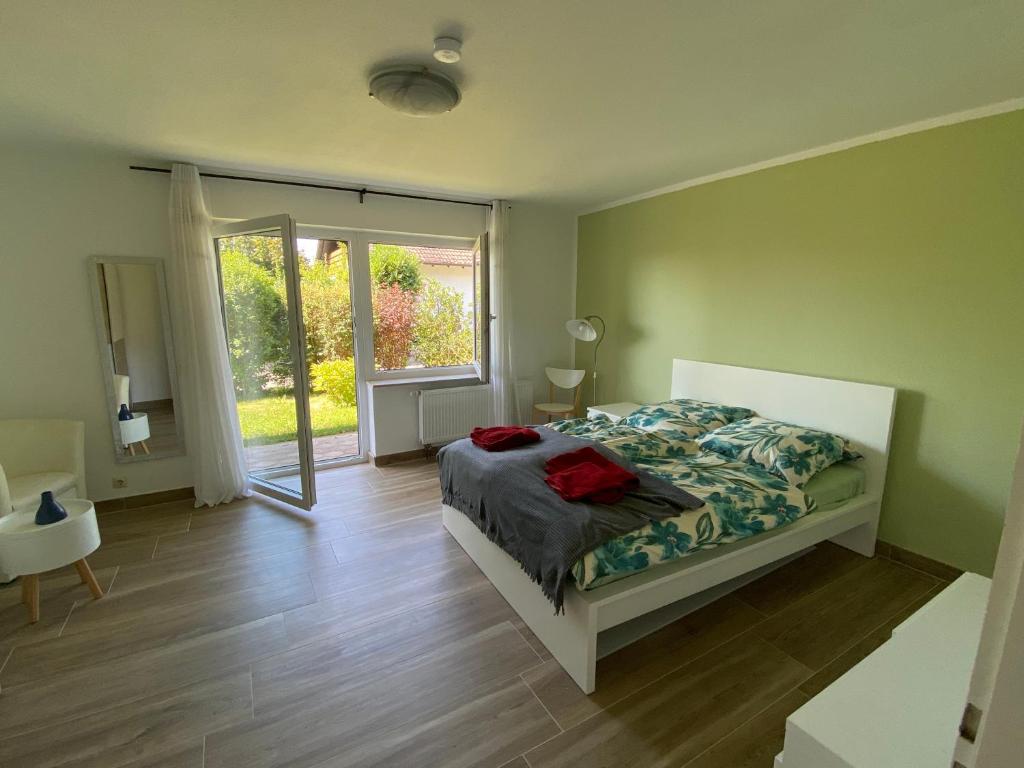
[586,402,641,423]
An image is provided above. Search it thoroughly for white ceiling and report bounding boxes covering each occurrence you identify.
[1,0,1021,209]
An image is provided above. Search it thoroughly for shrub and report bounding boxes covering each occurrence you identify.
[372,284,417,369]
[413,278,474,367]
[310,358,357,407]
[300,259,353,363]
[219,249,291,398]
[369,244,422,292]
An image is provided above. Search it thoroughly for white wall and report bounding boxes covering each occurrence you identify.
[116,263,172,403]
[0,142,577,496]
[421,263,473,314]
[0,143,192,500]
[504,201,578,392]
[101,263,125,343]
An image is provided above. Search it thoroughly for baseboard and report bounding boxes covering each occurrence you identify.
[132,398,174,411]
[876,539,963,582]
[371,448,431,466]
[95,486,194,513]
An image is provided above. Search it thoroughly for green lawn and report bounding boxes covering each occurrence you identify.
[237,393,357,445]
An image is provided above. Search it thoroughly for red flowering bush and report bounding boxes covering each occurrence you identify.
[372,284,417,369]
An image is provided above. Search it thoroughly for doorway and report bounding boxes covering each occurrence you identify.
[213,218,364,509]
[294,236,363,467]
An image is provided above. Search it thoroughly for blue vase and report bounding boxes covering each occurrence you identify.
[35,491,68,525]
[118,403,133,421]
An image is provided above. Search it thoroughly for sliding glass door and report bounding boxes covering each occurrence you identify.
[213,215,316,510]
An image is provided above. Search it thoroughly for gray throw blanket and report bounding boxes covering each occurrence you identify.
[438,427,704,612]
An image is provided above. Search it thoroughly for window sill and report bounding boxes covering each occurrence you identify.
[366,372,483,388]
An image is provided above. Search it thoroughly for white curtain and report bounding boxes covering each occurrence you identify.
[489,200,520,424]
[167,164,250,506]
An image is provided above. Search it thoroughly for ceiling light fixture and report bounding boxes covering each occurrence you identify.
[368,66,461,117]
[432,36,462,64]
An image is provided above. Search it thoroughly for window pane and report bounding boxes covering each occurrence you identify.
[369,242,475,371]
[217,234,361,490]
[215,231,302,486]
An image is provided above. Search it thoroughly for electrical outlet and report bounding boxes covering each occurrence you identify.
[112,477,128,489]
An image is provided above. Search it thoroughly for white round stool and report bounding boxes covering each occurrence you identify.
[0,499,103,623]
[119,412,151,456]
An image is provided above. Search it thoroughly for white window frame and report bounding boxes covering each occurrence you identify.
[356,229,480,383]
[212,215,317,510]
[294,226,484,386]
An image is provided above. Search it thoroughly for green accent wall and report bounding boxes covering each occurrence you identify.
[576,109,1024,575]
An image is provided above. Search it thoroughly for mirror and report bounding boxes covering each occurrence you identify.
[89,256,185,462]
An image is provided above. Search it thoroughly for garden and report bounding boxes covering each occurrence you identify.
[218,236,474,448]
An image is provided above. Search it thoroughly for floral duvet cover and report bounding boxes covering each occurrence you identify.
[547,416,816,590]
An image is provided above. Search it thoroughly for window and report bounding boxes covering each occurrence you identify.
[368,238,488,377]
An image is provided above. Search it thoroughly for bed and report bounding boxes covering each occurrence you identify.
[441,359,897,693]
[545,415,843,592]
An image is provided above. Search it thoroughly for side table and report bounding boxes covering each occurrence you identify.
[0,499,103,623]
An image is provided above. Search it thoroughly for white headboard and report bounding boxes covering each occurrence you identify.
[671,359,897,499]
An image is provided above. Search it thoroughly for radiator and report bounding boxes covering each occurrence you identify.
[417,380,535,445]
[418,385,493,445]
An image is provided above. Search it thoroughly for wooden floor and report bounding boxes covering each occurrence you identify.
[0,460,946,768]
[134,402,180,455]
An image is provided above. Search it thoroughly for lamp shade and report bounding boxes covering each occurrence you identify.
[565,318,598,342]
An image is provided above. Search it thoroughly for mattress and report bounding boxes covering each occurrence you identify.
[547,415,866,591]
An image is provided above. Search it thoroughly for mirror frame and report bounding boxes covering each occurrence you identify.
[88,255,185,462]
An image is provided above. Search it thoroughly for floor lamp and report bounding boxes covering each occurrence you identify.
[565,315,606,404]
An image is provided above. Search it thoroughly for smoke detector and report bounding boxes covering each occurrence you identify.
[432,36,462,63]
[368,66,461,117]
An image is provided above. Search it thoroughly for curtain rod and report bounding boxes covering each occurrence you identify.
[129,165,492,209]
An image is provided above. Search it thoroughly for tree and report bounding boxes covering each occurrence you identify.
[218,249,291,398]
[369,244,422,292]
[217,233,284,276]
[413,278,474,367]
[372,283,417,369]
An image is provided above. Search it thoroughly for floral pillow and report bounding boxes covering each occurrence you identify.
[621,398,754,441]
[696,416,862,488]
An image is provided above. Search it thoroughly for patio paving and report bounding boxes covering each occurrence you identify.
[245,431,360,472]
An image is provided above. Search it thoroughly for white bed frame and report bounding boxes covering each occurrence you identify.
[442,359,897,693]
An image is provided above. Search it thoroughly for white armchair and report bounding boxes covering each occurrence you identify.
[113,374,130,411]
[0,419,86,517]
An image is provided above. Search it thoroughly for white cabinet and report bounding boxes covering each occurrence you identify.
[779,573,991,768]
